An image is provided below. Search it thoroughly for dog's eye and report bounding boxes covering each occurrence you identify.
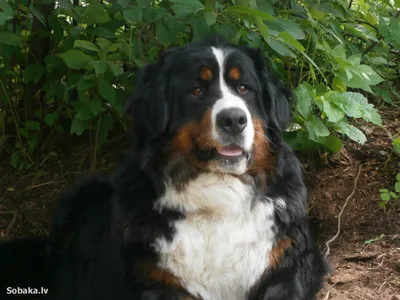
[192,87,203,96]
[237,85,248,94]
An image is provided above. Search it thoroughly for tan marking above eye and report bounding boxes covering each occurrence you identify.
[229,67,241,80]
[200,67,213,81]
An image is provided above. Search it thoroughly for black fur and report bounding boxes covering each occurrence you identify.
[0,36,327,300]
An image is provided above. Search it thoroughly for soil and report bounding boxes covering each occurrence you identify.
[0,110,399,300]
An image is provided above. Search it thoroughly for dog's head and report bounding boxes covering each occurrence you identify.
[126,36,292,175]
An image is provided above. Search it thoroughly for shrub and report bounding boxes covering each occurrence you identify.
[0,0,398,169]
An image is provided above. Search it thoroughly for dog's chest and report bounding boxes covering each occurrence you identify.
[154,174,277,300]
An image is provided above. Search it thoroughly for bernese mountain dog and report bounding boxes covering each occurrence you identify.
[0,36,327,300]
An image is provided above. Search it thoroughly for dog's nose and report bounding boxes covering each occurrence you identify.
[216,108,248,135]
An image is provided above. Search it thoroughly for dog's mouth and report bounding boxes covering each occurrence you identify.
[216,145,244,157]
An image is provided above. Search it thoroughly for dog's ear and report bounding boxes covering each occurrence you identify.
[248,49,292,132]
[125,61,168,141]
[260,67,292,131]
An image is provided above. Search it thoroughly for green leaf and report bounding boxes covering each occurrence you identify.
[11,153,19,169]
[74,40,99,52]
[389,192,398,199]
[0,32,21,47]
[278,32,305,51]
[189,15,210,42]
[71,119,91,136]
[395,0,400,8]
[294,83,314,119]
[379,189,389,193]
[380,193,390,201]
[77,77,96,92]
[306,115,330,141]
[226,5,275,21]
[0,1,13,26]
[322,100,345,123]
[24,121,40,131]
[20,128,29,138]
[156,16,179,46]
[265,37,294,57]
[332,77,346,92]
[357,65,384,85]
[255,16,269,40]
[216,23,239,41]
[76,107,94,121]
[123,7,143,24]
[83,3,110,25]
[90,61,108,77]
[60,49,93,69]
[30,4,46,27]
[396,173,400,182]
[137,0,152,8]
[203,11,216,26]
[374,88,392,104]
[46,83,65,99]
[97,79,116,104]
[267,18,305,40]
[395,182,400,193]
[169,0,204,9]
[334,121,367,144]
[323,135,342,153]
[89,97,105,116]
[45,112,58,127]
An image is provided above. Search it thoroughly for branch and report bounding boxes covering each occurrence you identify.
[324,165,362,258]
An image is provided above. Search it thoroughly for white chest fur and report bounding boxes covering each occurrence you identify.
[154,173,277,300]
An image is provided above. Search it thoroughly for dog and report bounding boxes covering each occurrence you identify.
[0,36,327,300]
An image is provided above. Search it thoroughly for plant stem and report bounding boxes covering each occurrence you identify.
[0,79,33,164]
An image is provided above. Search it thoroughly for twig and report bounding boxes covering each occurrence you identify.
[324,165,362,258]
[4,210,17,236]
[25,181,55,190]
[323,290,330,300]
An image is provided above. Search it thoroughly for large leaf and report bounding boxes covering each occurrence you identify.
[267,18,305,40]
[306,115,330,141]
[97,78,116,104]
[156,16,179,46]
[71,119,91,136]
[83,3,110,25]
[333,92,382,126]
[60,49,93,69]
[294,83,314,119]
[30,4,46,27]
[74,40,99,52]
[265,37,294,57]
[278,32,305,51]
[0,32,21,47]
[90,61,108,77]
[169,0,204,9]
[189,15,210,42]
[334,121,367,144]
[226,5,275,21]
[0,1,13,26]
[123,7,143,24]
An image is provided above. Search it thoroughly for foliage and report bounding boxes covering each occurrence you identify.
[0,0,399,169]
[379,173,400,208]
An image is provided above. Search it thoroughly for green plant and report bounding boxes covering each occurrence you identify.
[393,137,400,154]
[364,233,385,245]
[0,0,399,169]
[379,173,400,208]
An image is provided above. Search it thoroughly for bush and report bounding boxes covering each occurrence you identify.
[0,0,399,169]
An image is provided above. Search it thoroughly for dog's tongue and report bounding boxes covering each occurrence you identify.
[217,146,243,157]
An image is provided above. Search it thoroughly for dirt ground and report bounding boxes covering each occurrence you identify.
[0,110,399,299]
